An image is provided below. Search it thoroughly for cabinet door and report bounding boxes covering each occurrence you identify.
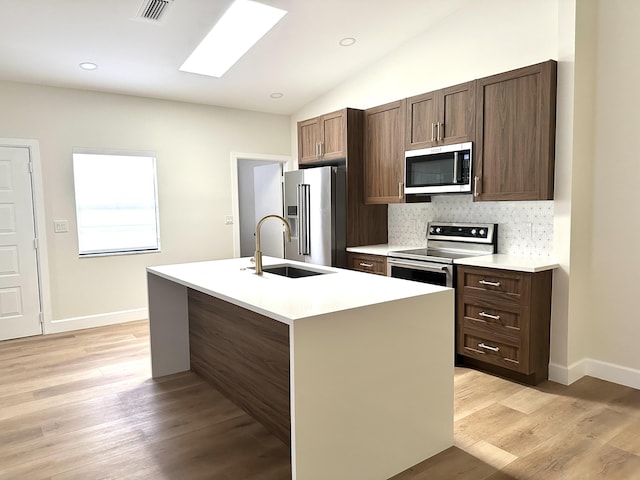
[406,82,475,150]
[298,117,320,165]
[474,61,557,201]
[440,81,476,145]
[320,110,346,160]
[405,91,438,150]
[364,100,406,204]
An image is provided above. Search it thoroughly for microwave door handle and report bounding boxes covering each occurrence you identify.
[453,152,458,184]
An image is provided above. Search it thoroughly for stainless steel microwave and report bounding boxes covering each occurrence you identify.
[404,141,472,195]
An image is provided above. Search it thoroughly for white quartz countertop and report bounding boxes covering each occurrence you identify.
[147,257,449,325]
[346,244,415,256]
[454,254,559,272]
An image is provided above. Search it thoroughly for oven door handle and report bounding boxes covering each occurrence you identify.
[387,258,449,273]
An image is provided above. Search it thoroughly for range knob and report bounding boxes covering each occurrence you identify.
[435,227,442,234]
[471,229,477,235]
[479,229,486,236]
[429,227,435,233]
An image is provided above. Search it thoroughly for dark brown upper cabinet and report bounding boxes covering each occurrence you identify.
[406,81,476,150]
[296,108,388,247]
[473,60,557,201]
[297,109,347,165]
[364,99,407,204]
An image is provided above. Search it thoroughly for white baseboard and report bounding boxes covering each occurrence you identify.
[549,358,640,390]
[45,308,148,334]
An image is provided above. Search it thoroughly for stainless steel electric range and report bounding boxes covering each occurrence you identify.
[387,222,498,287]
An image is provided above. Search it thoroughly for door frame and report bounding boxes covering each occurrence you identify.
[0,138,52,335]
[230,152,291,258]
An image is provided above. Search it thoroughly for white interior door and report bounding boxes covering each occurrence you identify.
[253,163,284,258]
[0,146,41,341]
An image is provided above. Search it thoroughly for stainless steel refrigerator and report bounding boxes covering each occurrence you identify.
[284,165,346,268]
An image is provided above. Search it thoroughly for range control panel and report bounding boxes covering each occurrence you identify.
[427,222,497,244]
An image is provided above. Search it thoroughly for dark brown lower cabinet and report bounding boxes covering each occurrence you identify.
[347,252,387,275]
[456,265,553,385]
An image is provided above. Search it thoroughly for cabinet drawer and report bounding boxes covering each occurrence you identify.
[458,266,530,304]
[459,329,526,373]
[347,253,387,276]
[460,297,525,337]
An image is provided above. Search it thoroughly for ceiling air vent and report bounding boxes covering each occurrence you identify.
[136,0,174,22]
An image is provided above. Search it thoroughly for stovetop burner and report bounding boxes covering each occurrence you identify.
[388,222,498,263]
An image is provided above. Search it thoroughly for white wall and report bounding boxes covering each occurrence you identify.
[587,0,640,383]
[0,81,290,332]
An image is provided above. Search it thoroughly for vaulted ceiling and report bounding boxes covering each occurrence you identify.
[0,0,471,114]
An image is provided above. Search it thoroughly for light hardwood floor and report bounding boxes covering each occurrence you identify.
[0,320,638,479]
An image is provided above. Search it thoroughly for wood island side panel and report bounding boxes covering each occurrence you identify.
[187,289,291,446]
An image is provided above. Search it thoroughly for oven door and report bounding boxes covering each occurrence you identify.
[387,257,453,287]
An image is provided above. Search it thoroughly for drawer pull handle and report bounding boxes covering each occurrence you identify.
[359,262,374,268]
[478,343,500,352]
[478,311,501,321]
[479,280,501,287]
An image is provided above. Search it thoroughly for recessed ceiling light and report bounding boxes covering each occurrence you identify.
[79,62,98,70]
[339,37,356,47]
[270,92,283,99]
[180,0,287,78]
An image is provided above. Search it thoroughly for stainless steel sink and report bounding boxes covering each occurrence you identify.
[250,264,330,278]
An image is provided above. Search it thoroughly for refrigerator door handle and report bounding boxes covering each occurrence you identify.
[297,184,311,255]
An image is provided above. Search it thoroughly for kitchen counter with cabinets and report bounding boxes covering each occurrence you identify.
[454,258,557,385]
[147,257,454,480]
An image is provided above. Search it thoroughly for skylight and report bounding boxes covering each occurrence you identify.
[179,0,287,78]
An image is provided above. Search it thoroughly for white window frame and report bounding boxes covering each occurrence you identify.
[72,148,161,257]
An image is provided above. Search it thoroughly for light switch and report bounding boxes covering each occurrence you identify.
[54,220,69,233]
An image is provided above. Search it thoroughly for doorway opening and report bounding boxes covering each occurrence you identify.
[231,153,291,258]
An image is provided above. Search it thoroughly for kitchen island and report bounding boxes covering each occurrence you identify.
[147,257,454,480]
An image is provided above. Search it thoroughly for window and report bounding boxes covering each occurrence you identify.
[72,150,160,256]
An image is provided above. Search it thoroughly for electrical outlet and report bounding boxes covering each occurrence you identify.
[224,215,233,225]
[54,220,69,233]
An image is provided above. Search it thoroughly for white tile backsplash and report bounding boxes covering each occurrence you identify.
[388,195,554,257]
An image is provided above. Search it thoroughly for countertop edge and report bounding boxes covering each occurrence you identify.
[147,258,451,324]
[347,244,559,273]
[453,255,559,273]
[148,268,296,325]
[346,244,416,256]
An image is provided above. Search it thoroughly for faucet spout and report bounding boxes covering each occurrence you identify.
[254,214,292,275]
